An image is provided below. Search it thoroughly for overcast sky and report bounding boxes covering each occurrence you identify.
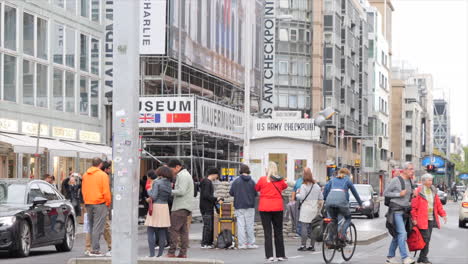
[392,0,468,145]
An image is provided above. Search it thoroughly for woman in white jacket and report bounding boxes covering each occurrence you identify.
[296,168,323,251]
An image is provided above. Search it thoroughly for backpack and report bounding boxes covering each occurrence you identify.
[311,215,324,242]
[384,176,405,206]
[407,227,426,251]
[216,229,233,249]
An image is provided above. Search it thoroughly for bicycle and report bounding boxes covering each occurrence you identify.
[321,215,357,264]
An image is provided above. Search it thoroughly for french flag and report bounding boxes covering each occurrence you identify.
[166,113,191,123]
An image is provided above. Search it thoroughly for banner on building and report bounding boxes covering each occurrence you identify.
[196,99,244,139]
[104,0,113,100]
[139,97,194,128]
[140,0,167,55]
[261,1,276,116]
[252,119,320,141]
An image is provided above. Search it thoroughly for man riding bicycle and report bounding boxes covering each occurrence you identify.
[323,168,362,241]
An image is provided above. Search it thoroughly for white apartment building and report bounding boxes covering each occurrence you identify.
[0,0,110,181]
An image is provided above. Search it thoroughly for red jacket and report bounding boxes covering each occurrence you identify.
[255,176,288,212]
[411,186,446,229]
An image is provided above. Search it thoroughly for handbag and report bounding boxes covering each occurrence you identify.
[407,226,426,251]
[148,198,153,216]
[298,184,314,211]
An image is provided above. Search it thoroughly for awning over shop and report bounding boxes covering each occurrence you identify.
[0,133,44,154]
[64,142,112,159]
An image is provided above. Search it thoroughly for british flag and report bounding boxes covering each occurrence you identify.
[139,113,160,124]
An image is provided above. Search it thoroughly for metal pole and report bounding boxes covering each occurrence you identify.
[112,0,140,263]
[243,0,253,166]
[336,113,339,167]
[177,0,182,95]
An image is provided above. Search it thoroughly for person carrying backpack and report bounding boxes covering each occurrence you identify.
[199,168,222,249]
[410,173,447,264]
[384,162,416,264]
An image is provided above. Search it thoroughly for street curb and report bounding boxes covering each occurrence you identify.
[68,257,224,264]
[356,231,388,245]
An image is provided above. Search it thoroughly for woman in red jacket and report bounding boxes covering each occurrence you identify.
[255,162,288,262]
[411,173,447,264]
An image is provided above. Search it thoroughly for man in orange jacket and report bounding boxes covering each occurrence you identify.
[82,157,111,257]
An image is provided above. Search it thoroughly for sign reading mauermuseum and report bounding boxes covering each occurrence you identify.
[197,99,243,139]
[139,97,194,128]
[252,119,320,141]
[261,0,276,116]
[139,0,166,55]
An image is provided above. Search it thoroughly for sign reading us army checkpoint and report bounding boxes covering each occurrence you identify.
[252,119,321,141]
[139,97,194,128]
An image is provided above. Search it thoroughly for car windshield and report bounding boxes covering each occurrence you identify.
[349,185,371,198]
[0,182,27,204]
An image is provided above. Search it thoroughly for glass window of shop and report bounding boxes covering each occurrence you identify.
[23,60,34,105]
[90,79,99,117]
[22,154,46,179]
[269,153,287,179]
[294,160,307,180]
[37,17,48,60]
[23,13,34,56]
[53,69,64,111]
[53,157,77,185]
[4,6,17,51]
[65,27,75,67]
[53,23,64,64]
[36,63,48,108]
[80,34,89,72]
[80,76,89,115]
[3,54,17,102]
[65,72,75,113]
[0,153,17,179]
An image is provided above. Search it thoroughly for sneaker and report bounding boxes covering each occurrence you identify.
[165,253,177,258]
[238,245,247,249]
[403,257,416,264]
[247,244,259,249]
[84,250,91,256]
[417,259,432,264]
[386,257,400,264]
[88,251,105,257]
[297,246,307,251]
[265,257,276,263]
[200,245,208,249]
[277,257,288,261]
[307,246,315,251]
[105,251,112,257]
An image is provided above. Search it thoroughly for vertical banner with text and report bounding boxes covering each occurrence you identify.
[139,0,167,55]
[262,1,275,116]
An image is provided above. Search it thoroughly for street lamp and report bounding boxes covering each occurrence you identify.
[313,107,339,168]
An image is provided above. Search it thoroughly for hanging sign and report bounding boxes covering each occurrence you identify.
[139,0,167,55]
[196,99,243,139]
[261,0,275,116]
[139,97,194,128]
[252,118,320,140]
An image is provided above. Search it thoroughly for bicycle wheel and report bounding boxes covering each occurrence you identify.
[322,223,336,264]
[341,222,357,261]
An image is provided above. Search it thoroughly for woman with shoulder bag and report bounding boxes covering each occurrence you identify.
[145,167,173,258]
[296,168,323,251]
[255,162,288,263]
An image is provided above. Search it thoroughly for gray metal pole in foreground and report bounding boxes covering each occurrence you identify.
[243,0,253,166]
[112,1,140,263]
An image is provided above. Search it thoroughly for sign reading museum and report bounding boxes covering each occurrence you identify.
[139,97,194,128]
[197,100,243,139]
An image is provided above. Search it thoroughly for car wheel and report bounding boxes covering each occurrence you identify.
[11,220,31,258]
[55,217,75,252]
[367,213,374,219]
[374,209,380,218]
[459,220,466,228]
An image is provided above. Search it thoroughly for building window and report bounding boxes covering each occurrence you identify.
[53,69,64,111]
[4,6,17,51]
[81,0,89,18]
[4,55,17,102]
[290,62,297,75]
[406,140,412,147]
[66,28,76,67]
[54,0,65,8]
[79,77,89,115]
[53,23,65,64]
[290,29,297,42]
[405,155,412,162]
[305,30,311,43]
[65,72,75,113]
[405,111,413,119]
[66,0,77,15]
[23,13,35,56]
[23,60,34,105]
[406,125,412,133]
[36,64,48,108]
[90,79,99,117]
[37,18,48,60]
[90,38,99,75]
[289,95,298,108]
[91,0,100,22]
[279,94,288,108]
[80,34,89,71]
[279,28,288,41]
[279,61,288,74]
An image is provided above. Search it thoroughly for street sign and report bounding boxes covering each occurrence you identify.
[459,173,468,180]
[421,155,445,168]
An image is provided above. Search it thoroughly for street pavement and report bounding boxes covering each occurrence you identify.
[1,201,467,264]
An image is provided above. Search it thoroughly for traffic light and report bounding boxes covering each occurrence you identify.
[426,165,435,172]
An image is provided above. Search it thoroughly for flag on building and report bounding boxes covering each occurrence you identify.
[166,113,191,123]
[139,113,160,124]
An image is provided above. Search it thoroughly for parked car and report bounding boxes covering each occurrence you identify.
[349,184,380,219]
[459,189,468,228]
[0,179,76,257]
[437,188,448,205]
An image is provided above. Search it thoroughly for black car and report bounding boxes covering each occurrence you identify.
[349,184,380,219]
[0,179,76,257]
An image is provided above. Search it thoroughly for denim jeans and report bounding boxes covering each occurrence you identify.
[201,213,214,246]
[326,205,351,238]
[387,212,408,259]
[235,208,256,246]
[147,227,167,257]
